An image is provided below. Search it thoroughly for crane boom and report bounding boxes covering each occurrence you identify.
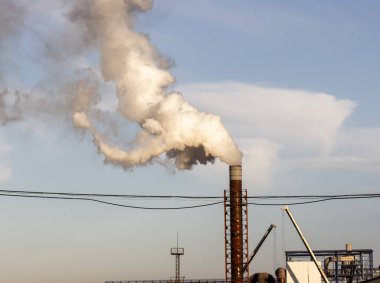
[282,206,329,283]
[243,224,276,273]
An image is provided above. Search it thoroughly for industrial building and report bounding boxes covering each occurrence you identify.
[286,246,375,282]
[106,165,379,283]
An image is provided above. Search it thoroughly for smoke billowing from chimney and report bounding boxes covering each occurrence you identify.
[0,0,242,170]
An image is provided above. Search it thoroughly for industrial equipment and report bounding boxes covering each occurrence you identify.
[243,224,276,273]
[224,165,249,283]
[249,273,275,283]
[171,246,184,283]
[282,206,330,283]
[286,248,376,282]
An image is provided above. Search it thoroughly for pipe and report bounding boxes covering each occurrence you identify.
[275,267,286,283]
[250,273,276,283]
[230,165,243,283]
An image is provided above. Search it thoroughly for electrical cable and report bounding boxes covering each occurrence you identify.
[0,189,379,200]
[0,189,379,209]
[250,193,380,199]
[248,194,380,206]
[0,193,224,210]
[0,189,222,199]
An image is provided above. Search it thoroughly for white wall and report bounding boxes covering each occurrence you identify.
[287,261,322,283]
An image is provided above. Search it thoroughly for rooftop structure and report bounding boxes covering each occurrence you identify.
[286,247,375,283]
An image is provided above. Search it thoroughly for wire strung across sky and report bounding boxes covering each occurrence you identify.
[0,189,379,210]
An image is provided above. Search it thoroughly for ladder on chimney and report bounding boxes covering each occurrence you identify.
[224,189,249,283]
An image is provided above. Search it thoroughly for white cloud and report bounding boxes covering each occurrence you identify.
[283,128,380,173]
[239,138,279,191]
[180,82,356,158]
[178,81,380,189]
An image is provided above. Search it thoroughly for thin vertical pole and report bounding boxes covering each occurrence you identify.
[176,233,180,283]
[282,206,329,283]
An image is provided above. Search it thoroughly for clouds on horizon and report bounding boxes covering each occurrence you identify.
[0,1,377,187]
[1,80,379,191]
[180,81,379,190]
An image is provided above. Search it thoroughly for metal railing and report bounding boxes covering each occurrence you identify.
[106,280,227,283]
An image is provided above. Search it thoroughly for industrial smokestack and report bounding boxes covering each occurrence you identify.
[230,165,243,283]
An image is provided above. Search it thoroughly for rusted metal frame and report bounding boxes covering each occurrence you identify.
[243,189,249,282]
[230,165,243,283]
[224,190,230,282]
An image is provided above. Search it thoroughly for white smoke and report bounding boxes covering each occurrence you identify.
[0,1,26,45]
[0,0,242,170]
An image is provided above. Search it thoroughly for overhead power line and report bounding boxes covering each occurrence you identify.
[1,189,379,199]
[249,194,380,206]
[0,189,379,209]
[0,189,221,199]
[0,192,224,210]
[250,193,380,199]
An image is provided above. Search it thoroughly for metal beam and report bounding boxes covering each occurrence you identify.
[282,206,330,283]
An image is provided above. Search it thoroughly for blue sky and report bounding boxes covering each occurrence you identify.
[0,1,379,282]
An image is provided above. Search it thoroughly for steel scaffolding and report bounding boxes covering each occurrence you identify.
[224,189,249,283]
[286,249,374,282]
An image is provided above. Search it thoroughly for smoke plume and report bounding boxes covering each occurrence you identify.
[0,0,242,170]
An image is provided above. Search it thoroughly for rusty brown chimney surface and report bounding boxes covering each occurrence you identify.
[230,165,243,283]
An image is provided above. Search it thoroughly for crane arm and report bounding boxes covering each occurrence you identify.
[282,206,329,283]
[243,224,276,273]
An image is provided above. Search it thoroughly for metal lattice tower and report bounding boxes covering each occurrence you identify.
[171,235,184,283]
[224,189,249,283]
